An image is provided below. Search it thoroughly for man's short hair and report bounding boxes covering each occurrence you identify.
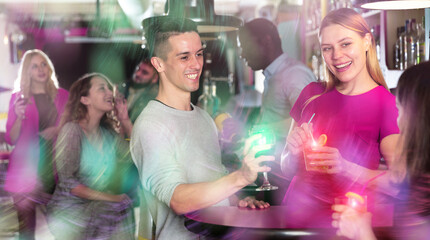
[142,16,198,60]
[240,18,281,48]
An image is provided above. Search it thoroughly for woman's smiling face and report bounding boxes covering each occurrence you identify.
[320,24,371,85]
[82,76,114,114]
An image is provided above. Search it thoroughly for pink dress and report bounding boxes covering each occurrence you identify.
[283,82,399,225]
[4,88,69,193]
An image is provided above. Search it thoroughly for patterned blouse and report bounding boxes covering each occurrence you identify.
[47,122,135,240]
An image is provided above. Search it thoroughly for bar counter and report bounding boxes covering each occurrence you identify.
[185,204,394,239]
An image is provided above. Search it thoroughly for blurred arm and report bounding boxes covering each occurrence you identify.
[170,137,274,215]
[280,120,301,180]
[343,134,404,197]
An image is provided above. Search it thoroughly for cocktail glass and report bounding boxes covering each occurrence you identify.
[303,133,327,172]
[249,127,278,191]
[17,92,29,119]
[335,192,368,212]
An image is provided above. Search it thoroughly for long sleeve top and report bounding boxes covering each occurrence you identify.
[4,88,69,193]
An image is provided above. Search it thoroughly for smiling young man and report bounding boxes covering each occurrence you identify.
[130,17,274,239]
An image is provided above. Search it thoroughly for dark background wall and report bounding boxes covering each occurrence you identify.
[43,42,146,91]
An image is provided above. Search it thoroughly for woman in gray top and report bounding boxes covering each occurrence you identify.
[47,73,135,240]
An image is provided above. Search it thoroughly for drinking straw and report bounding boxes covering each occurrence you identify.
[307,113,316,125]
[307,113,316,144]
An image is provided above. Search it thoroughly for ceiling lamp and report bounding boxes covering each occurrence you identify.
[360,0,430,10]
[163,0,243,33]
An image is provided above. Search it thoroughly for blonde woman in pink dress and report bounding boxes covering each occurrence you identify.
[4,49,69,240]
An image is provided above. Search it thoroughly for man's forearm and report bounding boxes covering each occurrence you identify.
[170,171,250,215]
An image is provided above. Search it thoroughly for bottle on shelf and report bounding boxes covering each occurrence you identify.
[406,18,418,67]
[329,0,353,11]
[319,61,325,82]
[416,17,426,64]
[306,0,321,32]
[345,0,353,8]
[329,0,336,11]
[197,71,215,117]
[401,19,410,70]
[313,2,321,31]
[394,26,405,70]
[305,2,313,31]
[210,81,221,118]
[371,25,381,61]
[310,44,320,79]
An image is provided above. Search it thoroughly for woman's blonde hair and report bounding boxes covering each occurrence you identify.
[305,8,387,108]
[14,49,59,100]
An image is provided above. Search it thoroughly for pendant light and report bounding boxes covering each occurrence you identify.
[142,0,243,35]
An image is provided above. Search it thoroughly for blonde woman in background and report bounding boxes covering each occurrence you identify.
[4,49,69,240]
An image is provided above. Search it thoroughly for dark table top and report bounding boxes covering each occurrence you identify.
[185,205,394,239]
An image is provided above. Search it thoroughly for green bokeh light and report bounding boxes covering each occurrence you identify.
[250,127,275,147]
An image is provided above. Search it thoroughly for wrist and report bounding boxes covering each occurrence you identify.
[118,117,131,128]
[232,170,252,188]
[341,159,353,176]
[286,143,303,157]
[114,194,124,202]
[117,111,129,119]
[15,114,25,120]
[357,220,376,240]
[119,117,131,124]
[358,230,377,240]
[281,150,300,179]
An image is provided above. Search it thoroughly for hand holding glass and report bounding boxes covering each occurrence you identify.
[249,127,278,191]
[335,192,367,213]
[303,132,328,172]
[15,92,29,119]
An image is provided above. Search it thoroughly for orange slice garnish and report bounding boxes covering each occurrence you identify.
[214,113,231,131]
[345,191,365,204]
[317,134,328,146]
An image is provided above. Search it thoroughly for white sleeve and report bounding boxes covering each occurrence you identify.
[283,65,316,106]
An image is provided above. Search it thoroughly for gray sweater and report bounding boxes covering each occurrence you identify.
[131,100,229,240]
